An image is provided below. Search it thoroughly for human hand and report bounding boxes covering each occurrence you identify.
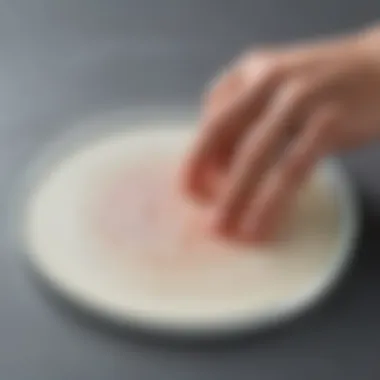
[182,28,380,242]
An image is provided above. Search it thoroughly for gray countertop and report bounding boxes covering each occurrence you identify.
[1,0,380,379]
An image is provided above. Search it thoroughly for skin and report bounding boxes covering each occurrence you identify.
[181,26,380,242]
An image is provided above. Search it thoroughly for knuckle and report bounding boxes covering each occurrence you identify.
[240,50,273,65]
[282,78,311,101]
[208,56,240,83]
[205,69,229,96]
[259,61,283,80]
[239,50,284,84]
[275,78,313,113]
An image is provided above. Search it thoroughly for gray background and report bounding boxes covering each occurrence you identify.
[1,0,380,379]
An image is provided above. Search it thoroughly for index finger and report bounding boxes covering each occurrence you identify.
[182,64,282,200]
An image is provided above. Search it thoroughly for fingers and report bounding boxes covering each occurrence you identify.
[182,61,284,201]
[181,46,340,244]
[240,106,337,242]
[204,68,242,117]
[193,68,243,202]
[211,80,314,235]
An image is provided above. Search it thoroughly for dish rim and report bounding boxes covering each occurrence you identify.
[9,106,360,339]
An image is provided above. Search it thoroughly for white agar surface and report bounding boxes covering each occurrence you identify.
[22,126,356,334]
